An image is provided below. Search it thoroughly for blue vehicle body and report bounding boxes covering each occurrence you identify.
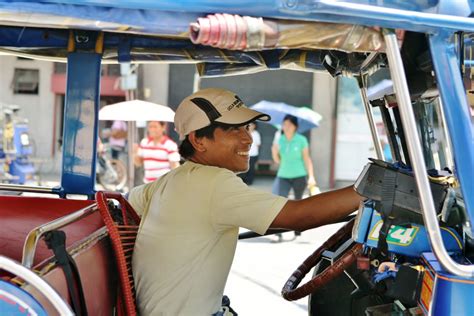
[0,111,36,184]
[0,1,473,315]
[420,253,474,315]
[9,124,35,184]
[353,203,463,258]
[0,278,48,315]
[0,0,470,225]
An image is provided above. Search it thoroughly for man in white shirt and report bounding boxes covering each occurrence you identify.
[129,88,363,315]
[238,122,261,185]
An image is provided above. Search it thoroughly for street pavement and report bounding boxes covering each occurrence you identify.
[226,224,343,315]
[224,177,344,316]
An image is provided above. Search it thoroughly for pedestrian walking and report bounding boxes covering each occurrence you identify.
[109,120,127,159]
[238,122,261,185]
[272,114,317,241]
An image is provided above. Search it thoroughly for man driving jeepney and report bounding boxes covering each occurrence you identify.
[129,88,364,316]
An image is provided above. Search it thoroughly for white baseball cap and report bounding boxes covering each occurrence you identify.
[174,88,271,140]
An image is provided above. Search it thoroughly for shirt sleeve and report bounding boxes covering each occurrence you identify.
[166,140,180,162]
[210,170,288,235]
[128,184,147,217]
[128,181,161,218]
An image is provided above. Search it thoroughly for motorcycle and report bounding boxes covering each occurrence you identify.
[96,143,127,191]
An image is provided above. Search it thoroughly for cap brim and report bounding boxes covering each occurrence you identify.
[215,107,270,125]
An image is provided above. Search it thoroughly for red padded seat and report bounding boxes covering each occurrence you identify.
[0,195,102,266]
[22,228,117,316]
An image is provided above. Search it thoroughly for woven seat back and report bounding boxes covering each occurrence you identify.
[96,191,141,316]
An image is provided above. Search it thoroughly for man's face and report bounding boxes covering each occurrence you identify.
[200,125,253,173]
[147,121,165,139]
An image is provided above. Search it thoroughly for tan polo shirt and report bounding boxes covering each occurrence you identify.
[129,161,287,315]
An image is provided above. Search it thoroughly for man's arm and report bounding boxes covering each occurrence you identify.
[128,185,146,217]
[270,186,362,231]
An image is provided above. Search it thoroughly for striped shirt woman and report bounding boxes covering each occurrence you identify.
[134,121,180,183]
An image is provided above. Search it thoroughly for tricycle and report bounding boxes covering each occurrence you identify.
[0,1,473,315]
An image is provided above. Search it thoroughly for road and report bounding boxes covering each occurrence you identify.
[225,224,344,315]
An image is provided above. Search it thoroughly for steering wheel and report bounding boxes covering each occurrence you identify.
[281,219,363,301]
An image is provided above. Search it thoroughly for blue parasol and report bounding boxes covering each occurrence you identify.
[250,100,322,133]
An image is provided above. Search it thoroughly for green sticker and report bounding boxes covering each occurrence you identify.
[368,221,419,246]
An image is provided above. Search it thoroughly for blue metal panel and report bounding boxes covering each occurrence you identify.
[13,124,32,156]
[363,211,462,257]
[9,161,35,184]
[60,52,101,197]
[12,0,442,12]
[422,253,474,316]
[1,1,474,35]
[429,32,474,237]
[0,27,68,47]
[0,27,198,49]
[0,279,47,316]
[352,202,374,243]
[0,2,198,36]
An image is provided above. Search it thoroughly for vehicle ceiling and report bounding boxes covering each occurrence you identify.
[0,0,473,80]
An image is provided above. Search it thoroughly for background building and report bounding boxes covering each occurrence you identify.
[0,55,378,189]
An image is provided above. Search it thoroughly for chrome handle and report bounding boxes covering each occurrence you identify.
[22,203,98,268]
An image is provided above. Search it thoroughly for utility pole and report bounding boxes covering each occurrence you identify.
[120,63,138,192]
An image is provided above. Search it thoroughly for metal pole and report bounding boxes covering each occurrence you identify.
[358,77,384,160]
[193,71,201,93]
[384,31,474,278]
[0,183,54,194]
[125,89,136,191]
[22,204,98,268]
[127,120,136,190]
